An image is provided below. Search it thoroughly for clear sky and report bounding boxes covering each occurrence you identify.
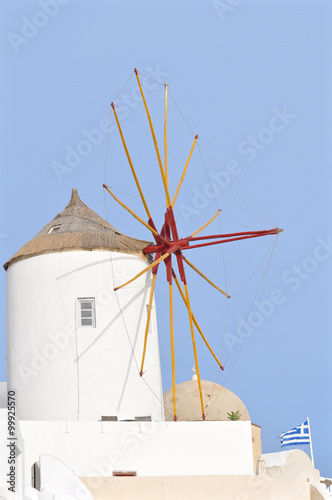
[1,0,331,477]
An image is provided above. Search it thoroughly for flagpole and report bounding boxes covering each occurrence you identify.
[307,416,315,467]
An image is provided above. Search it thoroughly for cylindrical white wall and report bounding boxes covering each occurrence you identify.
[7,250,164,422]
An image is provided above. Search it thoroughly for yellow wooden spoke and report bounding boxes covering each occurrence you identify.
[111,104,152,220]
[114,252,172,291]
[164,83,169,192]
[182,256,230,298]
[184,283,205,420]
[172,135,198,207]
[173,274,223,370]
[135,69,172,208]
[140,273,157,376]
[190,209,221,238]
[169,282,177,420]
[103,185,158,237]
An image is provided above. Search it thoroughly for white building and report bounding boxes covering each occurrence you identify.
[1,189,329,499]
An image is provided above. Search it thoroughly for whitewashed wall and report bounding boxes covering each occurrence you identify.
[20,420,254,483]
[7,250,163,422]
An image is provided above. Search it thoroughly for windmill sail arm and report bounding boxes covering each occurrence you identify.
[143,228,282,254]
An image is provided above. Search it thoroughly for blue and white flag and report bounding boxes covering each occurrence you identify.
[279,420,310,446]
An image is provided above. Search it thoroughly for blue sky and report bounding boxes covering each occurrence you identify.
[1,0,331,476]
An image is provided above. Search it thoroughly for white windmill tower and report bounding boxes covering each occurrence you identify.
[5,188,164,423]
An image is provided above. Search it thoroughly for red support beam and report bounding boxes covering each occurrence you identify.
[166,206,179,242]
[143,228,280,255]
[182,231,279,251]
[186,228,280,243]
[152,251,162,275]
[176,252,186,284]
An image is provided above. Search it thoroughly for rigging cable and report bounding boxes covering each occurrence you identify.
[229,237,277,296]
[224,236,278,369]
[197,141,275,227]
[138,70,166,87]
[103,105,113,222]
[205,235,278,418]
[113,71,135,104]
[168,89,196,137]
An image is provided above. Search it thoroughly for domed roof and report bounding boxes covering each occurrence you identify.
[4,189,151,270]
[163,379,250,421]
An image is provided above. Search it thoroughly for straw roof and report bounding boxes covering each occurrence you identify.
[4,189,152,270]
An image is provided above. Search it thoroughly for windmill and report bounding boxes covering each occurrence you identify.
[103,68,282,421]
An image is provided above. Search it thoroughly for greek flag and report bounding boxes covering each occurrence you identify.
[279,420,310,446]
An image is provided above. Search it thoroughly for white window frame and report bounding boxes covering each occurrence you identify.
[78,298,96,327]
[48,224,62,234]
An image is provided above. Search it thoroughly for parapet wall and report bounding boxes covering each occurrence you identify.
[80,475,327,500]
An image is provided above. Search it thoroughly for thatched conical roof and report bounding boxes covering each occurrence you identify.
[4,189,151,270]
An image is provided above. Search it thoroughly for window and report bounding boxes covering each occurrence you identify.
[48,225,61,234]
[78,298,96,327]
